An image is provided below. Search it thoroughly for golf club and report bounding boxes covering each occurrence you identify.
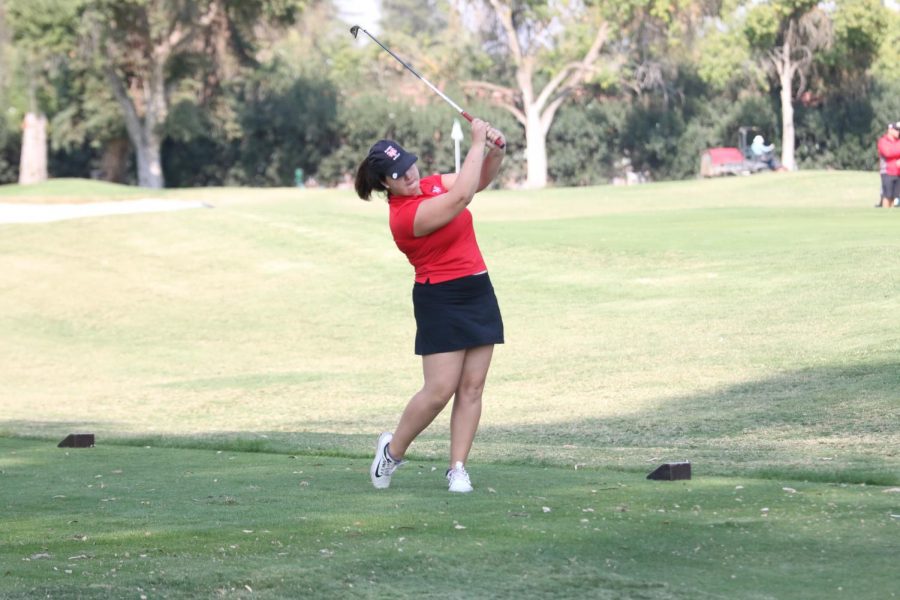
[350,25,505,149]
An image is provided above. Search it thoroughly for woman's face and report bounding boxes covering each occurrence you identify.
[384,163,420,196]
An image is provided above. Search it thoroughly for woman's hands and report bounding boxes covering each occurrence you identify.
[471,118,505,151]
[471,118,489,146]
[486,126,505,151]
[470,118,505,192]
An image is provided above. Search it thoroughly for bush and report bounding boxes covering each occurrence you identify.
[0,117,20,184]
[547,98,625,186]
[233,73,340,187]
[161,71,342,188]
[162,100,235,187]
[793,76,900,172]
[546,82,784,185]
[794,99,875,171]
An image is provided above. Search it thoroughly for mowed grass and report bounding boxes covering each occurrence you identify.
[0,171,898,597]
[0,179,151,203]
[0,171,896,480]
[2,438,897,599]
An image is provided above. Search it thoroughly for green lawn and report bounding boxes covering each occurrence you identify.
[2,438,896,599]
[1,171,898,598]
[0,178,151,202]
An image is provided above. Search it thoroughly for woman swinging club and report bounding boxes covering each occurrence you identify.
[354,118,506,493]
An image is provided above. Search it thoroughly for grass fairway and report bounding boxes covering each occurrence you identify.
[0,179,152,203]
[2,438,897,599]
[1,171,899,597]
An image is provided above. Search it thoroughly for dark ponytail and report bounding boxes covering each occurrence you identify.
[355,157,388,201]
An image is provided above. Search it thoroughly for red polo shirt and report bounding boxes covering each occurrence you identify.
[878,133,900,175]
[389,174,487,284]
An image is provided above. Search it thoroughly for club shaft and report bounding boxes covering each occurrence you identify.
[355,27,468,117]
[353,26,502,147]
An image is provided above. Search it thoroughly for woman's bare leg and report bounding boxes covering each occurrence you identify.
[449,345,494,467]
[388,350,465,460]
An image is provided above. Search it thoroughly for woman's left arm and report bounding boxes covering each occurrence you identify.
[477,144,505,191]
[441,127,505,192]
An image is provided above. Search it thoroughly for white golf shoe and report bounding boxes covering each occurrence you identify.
[446,461,473,493]
[370,432,403,489]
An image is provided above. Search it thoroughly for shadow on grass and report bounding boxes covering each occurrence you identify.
[2,361,897,485]
[482,360,900,485]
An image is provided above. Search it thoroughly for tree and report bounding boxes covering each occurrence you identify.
[5,0,81,184]
[460,0,609,188]
[823,0,886,90]
[459,0,709,188]
[381,0,453,38]
[790,0,886,170]
[742,1,836,171]
[80,0,306,188]
[0,5,23,183]
[7,0,136,184]
[716,0,886,172]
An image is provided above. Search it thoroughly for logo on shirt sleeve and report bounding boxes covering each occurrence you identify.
[432,185,443,194]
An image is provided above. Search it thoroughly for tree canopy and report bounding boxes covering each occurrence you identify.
[1,0,899,188]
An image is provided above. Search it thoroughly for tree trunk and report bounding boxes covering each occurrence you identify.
[142,59,167,188]
[134,131,165,188]
[517,61,548,189]
[18,112,48,185]
[779,64,796,172]
[105,65,166,189]
[99,137,131,183]
[524,105,548,188]
[472,5,608,188]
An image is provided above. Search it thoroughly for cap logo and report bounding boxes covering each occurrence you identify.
[384,146,401,161]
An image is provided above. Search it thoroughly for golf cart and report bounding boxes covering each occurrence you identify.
[699,126,775,177]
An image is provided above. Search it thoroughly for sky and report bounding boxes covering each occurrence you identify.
[333,0,900,20]
[334,0,381,34]
[330,0,900,31]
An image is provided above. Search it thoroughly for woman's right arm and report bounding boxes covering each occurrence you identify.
[412,119,489,237]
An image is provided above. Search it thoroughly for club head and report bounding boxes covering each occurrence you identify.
[349,25,360,39]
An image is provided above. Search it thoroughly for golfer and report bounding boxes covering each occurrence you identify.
[354,118,506,493]
[877,121,900,208]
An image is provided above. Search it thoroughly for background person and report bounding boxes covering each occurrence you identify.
[750,135,781,170]
[876,122,900,208]
[354,118,506,494]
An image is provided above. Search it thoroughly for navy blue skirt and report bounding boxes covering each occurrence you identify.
[412,273,504,355]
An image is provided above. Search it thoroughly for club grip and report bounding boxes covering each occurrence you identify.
[459,110,506,150]
[461,111,506,150]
